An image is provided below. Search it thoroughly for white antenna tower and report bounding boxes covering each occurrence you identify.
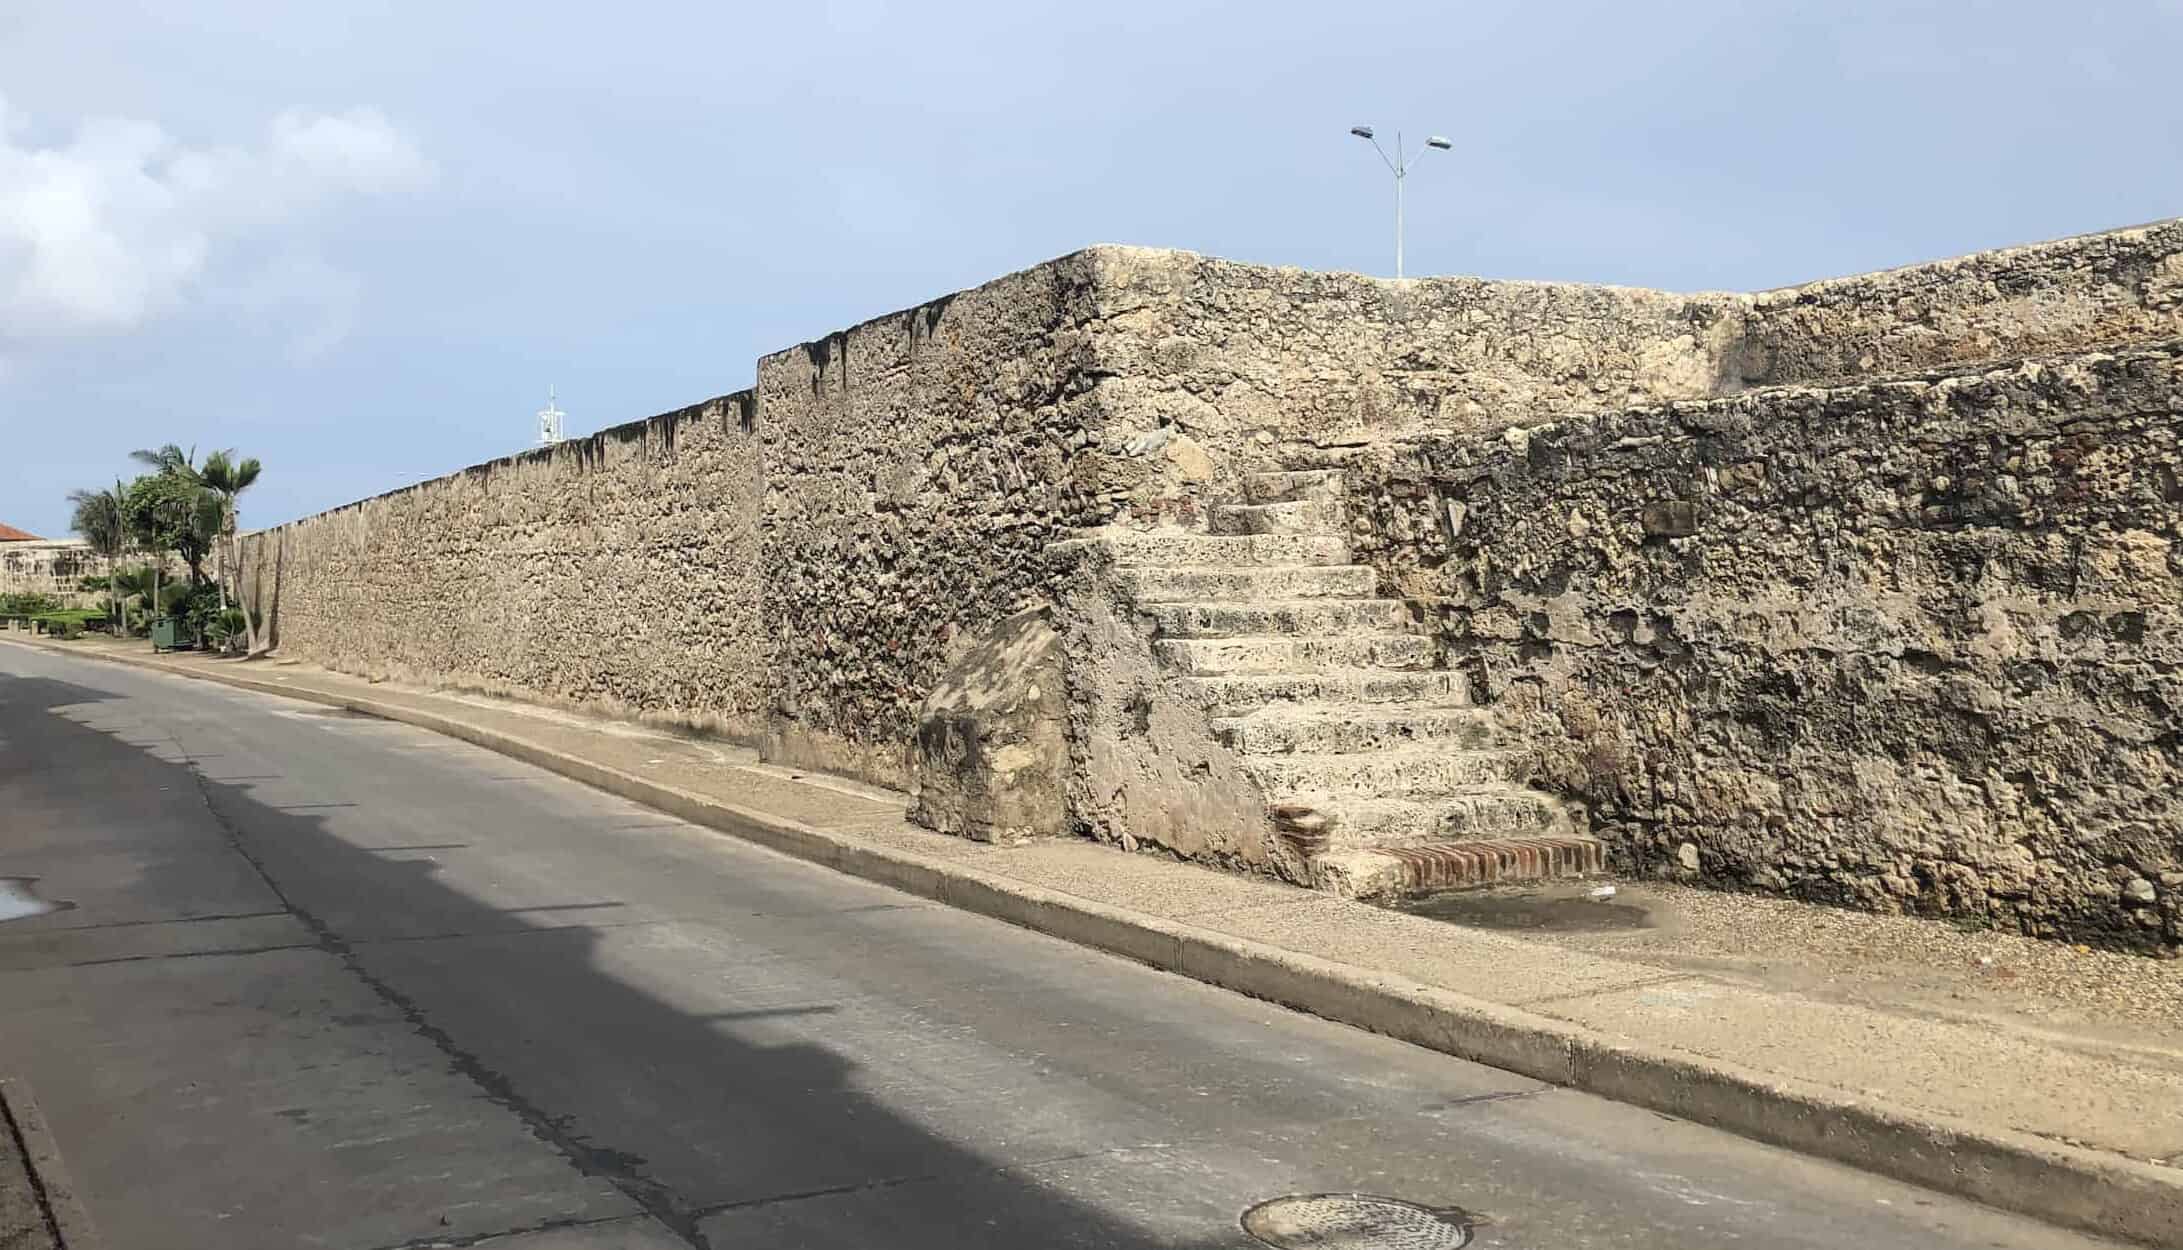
[536,385,566,447]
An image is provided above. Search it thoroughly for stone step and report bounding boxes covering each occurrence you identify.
[1090,528,1350,567]
[1212,704,1496,755]
[1141,599,1409,639]
[1207,499,1344,536]
[1152,633,1434,676]
[1310,792,1571,847]
[1248,747,1528,798]
[1243,469,1345,504]
[1183,670,1469,718]
[1309,836,1605,900]
[1119,564,1378,604]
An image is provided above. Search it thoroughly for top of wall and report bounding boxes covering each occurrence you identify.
[1739,216,2183,387]
[263,390,756,531]
[259,216,2183,531]
[1756,217,2183,297]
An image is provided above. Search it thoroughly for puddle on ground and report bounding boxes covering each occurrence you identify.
[0,877,76,923]
[273,706,370,720]
[1400,885,1652,933]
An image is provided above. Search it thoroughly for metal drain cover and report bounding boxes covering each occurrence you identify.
[1240,1194,1474,1250]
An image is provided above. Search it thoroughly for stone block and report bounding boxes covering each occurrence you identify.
[908,605,1067,842]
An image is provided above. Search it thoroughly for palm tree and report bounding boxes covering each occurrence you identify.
[198,449,264,654]
[129,444,197,477]
[107,565,160,634]
[66,482,130,632]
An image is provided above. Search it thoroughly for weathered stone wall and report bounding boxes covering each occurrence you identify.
[1085,247,1748,458]
[1346,344,2183,950]
[0,541,95,606]
[1052,543,1279,871]
[232,221,2183,945]
[243,394,768,739]
[750,255,1114,784]
[241,247,1747,788]
[1744,219,2183,388]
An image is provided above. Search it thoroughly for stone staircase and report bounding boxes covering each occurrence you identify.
[1093,469,1603,900]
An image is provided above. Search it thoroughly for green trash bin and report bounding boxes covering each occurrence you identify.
[150,616,193,652]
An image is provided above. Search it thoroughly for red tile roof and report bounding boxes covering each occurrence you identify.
[0,523,43,542]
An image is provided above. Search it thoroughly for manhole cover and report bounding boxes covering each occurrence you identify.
[1240,1194,1474,1250]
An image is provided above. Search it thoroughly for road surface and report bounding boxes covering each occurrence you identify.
[0,643,2121,1249]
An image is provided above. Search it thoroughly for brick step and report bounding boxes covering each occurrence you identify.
[1207,499,1344,536]
[1087,528,1351,567]
[1118,564,1378,603]
[1309,836,1606,900]
[1243,469,1345,504]
[1248,747,1527,798]
[1308,792,1571,848]
[1212,704,1496,755]
[1142,598,1408,639]
[1152,633,1433,676]
[1184,670,1468,718]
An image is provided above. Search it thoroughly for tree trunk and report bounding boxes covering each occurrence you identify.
[108,556,119,633]
[233,529,263,656]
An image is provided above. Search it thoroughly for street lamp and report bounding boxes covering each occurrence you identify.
[1350,126,1452,280]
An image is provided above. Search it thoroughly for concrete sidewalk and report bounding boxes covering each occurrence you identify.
[9,632,2180,1246]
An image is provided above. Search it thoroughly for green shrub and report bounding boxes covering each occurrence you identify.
[206,607,248,652]
[31,611,95,640]
[0,593,62,616]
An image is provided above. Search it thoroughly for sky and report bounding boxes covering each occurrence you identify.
[1,0,2179,537]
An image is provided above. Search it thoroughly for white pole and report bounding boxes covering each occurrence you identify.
[1395,167,1405,281]
[1395,130,1405,280]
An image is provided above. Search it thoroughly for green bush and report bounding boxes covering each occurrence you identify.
[0,592,62,616]
[31,611,98,640]
[206,607,248,652]
[169,583,226,647]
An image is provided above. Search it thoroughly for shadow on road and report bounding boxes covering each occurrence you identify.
[0,669,1260,1250]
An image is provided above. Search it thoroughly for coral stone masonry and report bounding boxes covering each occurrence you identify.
[241,219,2183,951]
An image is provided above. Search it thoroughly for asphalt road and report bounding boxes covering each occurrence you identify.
[0,644,2124,1250]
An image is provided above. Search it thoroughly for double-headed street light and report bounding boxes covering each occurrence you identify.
[1350,126,1452,280]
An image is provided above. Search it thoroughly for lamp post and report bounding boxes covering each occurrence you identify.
[1349,126,1452,280]
[537,386,566,448]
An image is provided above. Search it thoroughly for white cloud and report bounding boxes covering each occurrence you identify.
[0,98,430,350]
[268,109,434,192]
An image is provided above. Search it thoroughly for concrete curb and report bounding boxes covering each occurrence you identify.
[10,635,2179,1247]
[1,1080,103,1250]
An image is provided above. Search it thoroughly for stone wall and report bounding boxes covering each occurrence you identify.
[244,394,769,740]
[233,220,2183,946]
[1052,543,1279,871]
[1345,344,2183,950]
[749,254,1112,783]
[1743,219,2183,388]
[0,541,94,606]
[242,246,1751,787]
[1084,247,1747,458]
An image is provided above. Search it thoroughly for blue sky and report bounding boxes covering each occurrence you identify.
[3,1,2178,537]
